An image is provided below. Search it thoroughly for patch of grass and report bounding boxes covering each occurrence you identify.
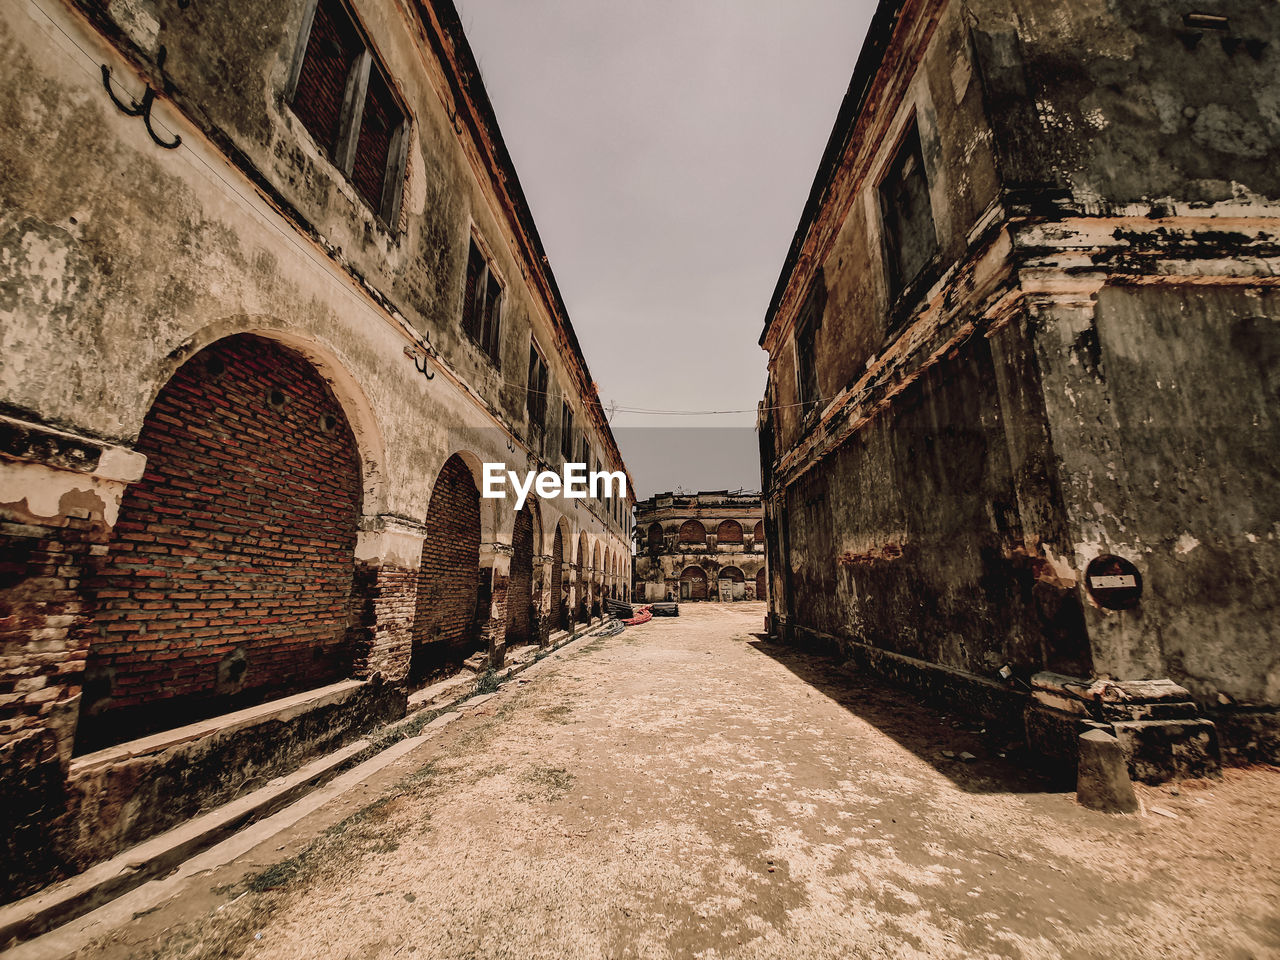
[242,761,440,896]
[245,856,307,894]
[472,667,501,695]
[519,764,575,802]
[355,707,444,760]
[538,703,574,725]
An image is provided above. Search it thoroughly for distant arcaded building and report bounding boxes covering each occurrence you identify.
[634,492,765,602]
[758,0,1279,780]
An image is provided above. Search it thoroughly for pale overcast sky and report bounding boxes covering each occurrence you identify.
[453,0,877,496]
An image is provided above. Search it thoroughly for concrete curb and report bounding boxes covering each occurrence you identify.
[0,617,613,952]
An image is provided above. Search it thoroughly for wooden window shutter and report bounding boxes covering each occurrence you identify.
[352,65,402,215]
[483,272,503,362]
[463,242,483,340]
[291,0,363,156]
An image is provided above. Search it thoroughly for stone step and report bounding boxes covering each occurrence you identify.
[1111,718,1220,784]
[0,734,371,949]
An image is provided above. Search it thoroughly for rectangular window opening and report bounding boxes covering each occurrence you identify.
[462,238,503,366]
[290,0,408,225]
[878,122,938,299]
[527,344,549,430]
[560,402,574,463]
[795,287,821,415]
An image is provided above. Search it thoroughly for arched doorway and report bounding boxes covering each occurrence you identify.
[753,521,765,541]
[647,522,662,551]
[717,520,743,545]
[717,565,746,602]
[78,334,363,752]
[679,565,709,601]
[551,523,567,631]
[678,520,706,545]
[504,501,536,647]
[755,567,767,601]
[412,454,482,681]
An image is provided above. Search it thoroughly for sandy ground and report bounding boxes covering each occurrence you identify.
[70,602,1280,960]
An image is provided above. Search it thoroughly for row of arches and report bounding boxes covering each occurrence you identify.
[74,334,628,753]
[647,519,765,548]
[677,565,767,602]
[412,456,628,677]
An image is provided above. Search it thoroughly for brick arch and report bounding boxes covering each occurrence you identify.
[412,453,482,681]
[591,541,603,613]
[575,531,589,621]
[504,500,536,647]
[552,522,568,634]
[435,448,501,551]
[678,519,706,544]
[77,334,364,752]
[152,320,387,517]
[646,522,663,550]
[753,521,765,540]
[717,519,743,543]
[755,568,767,600]
[679,565,709,601]
[719,565,746,583]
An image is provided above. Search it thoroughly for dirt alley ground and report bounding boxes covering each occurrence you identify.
[72,602,1280,960]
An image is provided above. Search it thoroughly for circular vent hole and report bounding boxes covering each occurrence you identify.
[320,413,338,433]
[205,355,226,377]
[268,388,287,409]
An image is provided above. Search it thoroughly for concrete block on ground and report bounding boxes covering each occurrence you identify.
[1076,729,1139,814]
[1111,718,1220,784]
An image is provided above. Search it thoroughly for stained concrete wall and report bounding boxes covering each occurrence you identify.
[974,0,1280,212]
[1048,285,1280,707]
[760,0,1280,764]
[0,0,630,532]
[0,0,632,902]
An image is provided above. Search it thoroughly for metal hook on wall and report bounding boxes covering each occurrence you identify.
[101,44,181,149]
[404,343,435,380]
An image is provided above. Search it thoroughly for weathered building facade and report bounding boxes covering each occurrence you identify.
[634,491,765,602]
[0,0,632,901]
[759,0,1280,779]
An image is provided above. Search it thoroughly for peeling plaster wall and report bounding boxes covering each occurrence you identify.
[779,331,1088,679]
[760,0,1280,760]
[1076,286,1279,705]
[0,0,628,543]
[975,0,1280,211]
[0,0,634,900]
[771,0,1001,453]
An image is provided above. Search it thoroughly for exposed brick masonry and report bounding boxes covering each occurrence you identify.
[504,506,533,646]
[411,455,481,679]
[76,335,364,753]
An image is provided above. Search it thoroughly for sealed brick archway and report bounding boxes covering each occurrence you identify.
[77,334,363,753]
[717,520,743,544]
[678,520,706,544]
[504,502,536,647]
[679,565,709,601]
[551,524,567,630]
[575,532,589,621]
[412,454,482,681]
